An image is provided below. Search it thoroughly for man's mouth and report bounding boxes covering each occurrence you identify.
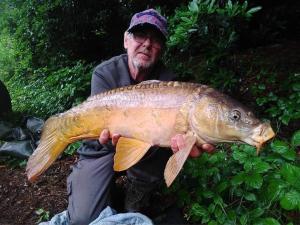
[138,51,150,58]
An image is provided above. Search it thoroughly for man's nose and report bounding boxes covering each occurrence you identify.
[142,37,152,47]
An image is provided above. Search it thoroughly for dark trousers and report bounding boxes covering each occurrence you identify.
[67,140,172,225]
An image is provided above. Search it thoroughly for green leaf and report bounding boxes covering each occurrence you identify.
[188,0,199,13]
[246,6,262,14]
[281,113,291,125]
[202,190,215,199]
[271,140,289,154]
[254,161,271,173]
[254,218,280,225]
[280,164,300,188]
[292,83,300,91]
[181,17,192,23]
[291,130,300,147]
[281,149,296,161]
[208,221,218,225]
[245,173,263,189]
[266,180,286,201]
[190,203,209,218]
[244,192,256,201]
[232,150,248,163]
[249,207,264,218]
[216,181,229,193]
[239,214,248,225]
[231,173,245,186]
[280,190,300,210]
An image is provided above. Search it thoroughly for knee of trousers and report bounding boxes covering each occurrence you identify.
[68,210,95,225]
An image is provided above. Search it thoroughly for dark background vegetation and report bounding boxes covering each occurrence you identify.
[0,0,299,224]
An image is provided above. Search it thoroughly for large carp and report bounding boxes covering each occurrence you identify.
[26,81,275,186]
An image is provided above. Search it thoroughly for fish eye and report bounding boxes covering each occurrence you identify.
[230,110,241,121]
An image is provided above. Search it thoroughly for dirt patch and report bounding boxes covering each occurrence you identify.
[0,156,76,225]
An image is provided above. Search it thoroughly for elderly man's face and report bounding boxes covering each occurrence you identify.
[124,28,164,71]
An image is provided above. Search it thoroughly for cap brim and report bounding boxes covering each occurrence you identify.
[127,23,167,40]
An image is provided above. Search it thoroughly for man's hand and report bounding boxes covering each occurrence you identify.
[99,130,215,157]
[99,129,121,146]
[170,134,215,158]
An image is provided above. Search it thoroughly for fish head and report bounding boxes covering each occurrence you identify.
[189,89,275,151]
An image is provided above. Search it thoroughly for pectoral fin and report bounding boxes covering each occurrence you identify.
[164,134,197,187]
[114,137,151,171]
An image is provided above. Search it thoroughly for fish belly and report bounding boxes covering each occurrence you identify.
[105,107,179,146]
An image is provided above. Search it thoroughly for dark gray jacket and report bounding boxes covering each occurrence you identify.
[77,53,176,184]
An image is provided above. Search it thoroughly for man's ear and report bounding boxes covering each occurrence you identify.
[124,31,129,49]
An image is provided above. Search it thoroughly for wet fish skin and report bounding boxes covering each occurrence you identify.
[26,81,275,185]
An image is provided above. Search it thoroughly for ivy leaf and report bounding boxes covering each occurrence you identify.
[280,190,300,210]
[291,130,300,147]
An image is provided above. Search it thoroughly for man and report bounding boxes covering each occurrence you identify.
[67,9,214,225]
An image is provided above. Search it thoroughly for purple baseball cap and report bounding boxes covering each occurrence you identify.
[127,9,168,39]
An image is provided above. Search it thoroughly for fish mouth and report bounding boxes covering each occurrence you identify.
[244,123,275,154]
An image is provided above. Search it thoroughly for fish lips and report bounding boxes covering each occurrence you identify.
[244,123,275,153]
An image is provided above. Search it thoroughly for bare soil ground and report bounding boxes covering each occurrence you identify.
[0,156,76,225]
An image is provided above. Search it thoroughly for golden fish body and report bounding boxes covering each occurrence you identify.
[26,81,275,186]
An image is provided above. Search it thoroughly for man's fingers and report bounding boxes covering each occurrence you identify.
[112,134,121,146]
[99,129,110,144]
[201,143,215,153]
[170,136,179,153]
[189,146,201,158]
[170,134,186,153]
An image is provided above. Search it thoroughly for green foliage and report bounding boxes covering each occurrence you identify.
[35,208,50,223]
[166,0,261,92]
[251,72,300,126]
[170,130,300,224]
[0,156,27,168]
[6,61,93,118]
[64,142,82,156]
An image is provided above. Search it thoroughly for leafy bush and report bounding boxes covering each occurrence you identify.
[6,61,93,118]
[170,130,300,224]
[166,0,261,92]
[253,72,300,126]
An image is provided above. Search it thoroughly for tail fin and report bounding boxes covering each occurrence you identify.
[26,116,69,182]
